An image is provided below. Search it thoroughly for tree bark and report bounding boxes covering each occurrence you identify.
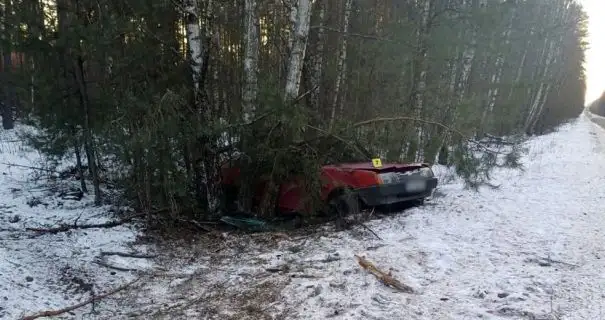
[72,127,88,194]
[308,0,325,112]
[183,0,220,214]
[184,0,205,97]
[283,0,312,103]
[242,0,260,122]
[481,3,516,130]
[73,56,102,205]
[329,0,353,129]
[1,0,15,130]
[410,0,432,162]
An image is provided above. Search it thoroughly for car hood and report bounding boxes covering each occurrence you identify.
[324,162,428,172]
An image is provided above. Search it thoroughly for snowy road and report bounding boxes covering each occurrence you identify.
[2,112,605,319]
[259,112,605,319]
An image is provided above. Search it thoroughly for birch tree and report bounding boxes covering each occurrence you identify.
[1,0,588,222]
[306,1,325,111]
[410,0,433,162]
[284,0,312,102]
[183,0,221,213]
[242,0,260,122]
[329,0,353,129]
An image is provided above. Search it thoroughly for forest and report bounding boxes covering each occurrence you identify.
[593,90,605,115]
[0,0,588,222]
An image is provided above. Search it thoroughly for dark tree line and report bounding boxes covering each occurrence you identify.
[593,91,605,116]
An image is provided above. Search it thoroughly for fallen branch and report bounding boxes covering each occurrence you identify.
[94,259,140,272]
[26,213,145,234]
[100,251,157,259]
[535,256,579,268]
[357,208,382,240]
[358,223,382,241]
[1,162,58,173]
[355,255,414,293]
[21,278,139,320]
[177,218,214,232]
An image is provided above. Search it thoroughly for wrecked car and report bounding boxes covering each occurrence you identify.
[221,158,438,217]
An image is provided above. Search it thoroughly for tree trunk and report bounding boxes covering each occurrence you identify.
[308,1,325,112]
[329,0,353,129]
[481,3,516,130]
[410,0,432,162]
[525,37,554,133]
[526,37,557,134]
[242,0,260,122]
[1,0,15,130]
[183,0,220,214]
[184,0,205,97]
[283,0,312,103]
[72,128,88,194]
[73,57,102,205]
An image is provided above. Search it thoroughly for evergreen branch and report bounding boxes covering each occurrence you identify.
[302,125,371,160]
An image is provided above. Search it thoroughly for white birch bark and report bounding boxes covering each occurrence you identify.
[283,0,312,102]
[413,0,432,162]
[309,1,325,111]
[184,0,204,95]
[435,0,475,164]
[207,0,221,114]
[526,1,569,133]
[457,0,477,103]
[524,0,569,133]
[506,44,527,102]
[457,34,475,102]
[482,3,516,128]
[242,0,260,122]
[329,0,353,129]
[525,39,555,133]
[183,0,220,211]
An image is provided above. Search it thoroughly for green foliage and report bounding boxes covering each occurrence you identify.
[0,0,587,222]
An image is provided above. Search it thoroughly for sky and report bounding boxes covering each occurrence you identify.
[579,0,604,104]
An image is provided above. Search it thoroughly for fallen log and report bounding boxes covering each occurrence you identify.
[21,278,139,320]
[355,255,414,293]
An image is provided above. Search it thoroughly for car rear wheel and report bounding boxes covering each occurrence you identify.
[327,191,360,218]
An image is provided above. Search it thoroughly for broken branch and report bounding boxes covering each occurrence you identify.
[94,259,140,272]
[1,163,57,173]
[358,223,382,241]
[355,255,414,293]
[26,213,145,234]
[21,278,139,320]
[100,251,157,259]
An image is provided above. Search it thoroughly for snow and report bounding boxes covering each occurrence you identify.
[3,111,605,319]
[0,127,151,319]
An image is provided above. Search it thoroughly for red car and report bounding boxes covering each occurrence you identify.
[221,159,438,216]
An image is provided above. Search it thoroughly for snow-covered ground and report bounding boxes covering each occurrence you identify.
[0,128,151,319]
[3,112,605,319]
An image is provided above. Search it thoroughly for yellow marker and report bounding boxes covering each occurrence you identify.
[372,158,383,168]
